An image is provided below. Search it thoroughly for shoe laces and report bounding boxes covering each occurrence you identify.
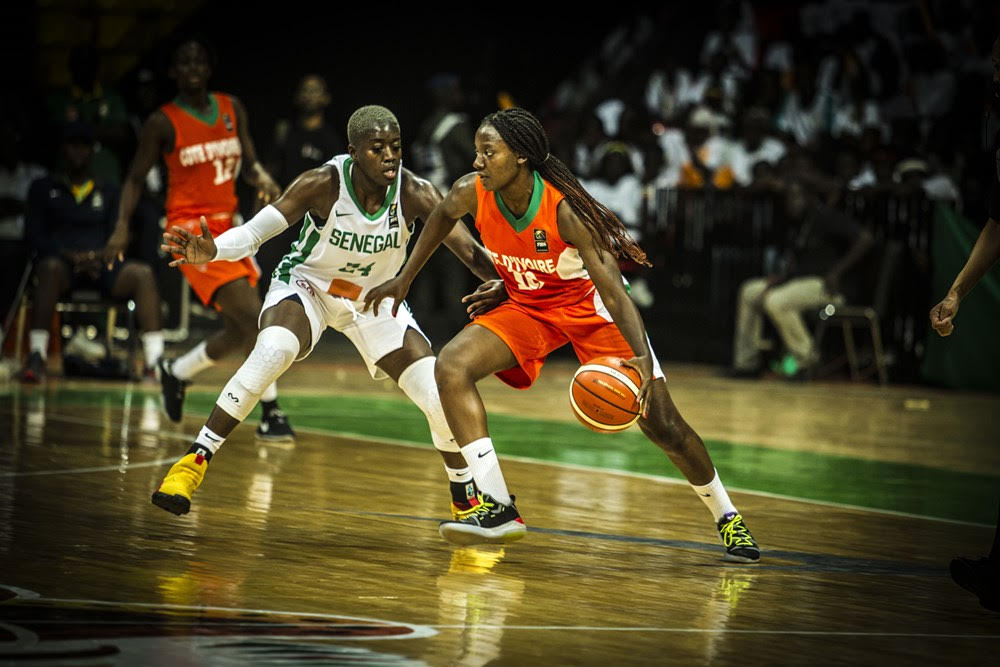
[719,513,755,548]
[266,408,287,423]
[461,494,498,520]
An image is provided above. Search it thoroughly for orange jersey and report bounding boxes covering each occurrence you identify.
[160,93,241,223]
[474,172,593,308]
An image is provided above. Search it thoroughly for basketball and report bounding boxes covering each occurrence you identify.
[569,356,642,433]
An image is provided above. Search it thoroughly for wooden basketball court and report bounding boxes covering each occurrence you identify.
[1,345,998,665]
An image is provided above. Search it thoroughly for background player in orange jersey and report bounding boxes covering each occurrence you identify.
[367,108,759,560]
[110,38,293,441]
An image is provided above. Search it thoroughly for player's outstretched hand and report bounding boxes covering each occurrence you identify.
[929,292,959,337]
[161,217,217,267]
[623,355,654,419]
[363,276,410,317]
[461,279,507,319]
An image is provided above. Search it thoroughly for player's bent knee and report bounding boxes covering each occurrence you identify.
[215,326,299,422]
[641,414,689,452]
[398,356,458,452]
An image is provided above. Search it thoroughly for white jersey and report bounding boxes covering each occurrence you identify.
[272,154,410,301]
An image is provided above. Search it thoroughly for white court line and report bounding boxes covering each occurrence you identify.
[14,408,993,528]
[5,591,436,640]
[0,458,177,478]
[428,625,1000,638]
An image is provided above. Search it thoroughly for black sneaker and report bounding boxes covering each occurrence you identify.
[20,352,46,384]
[257,407,295,442]
[950,556,1000,612]
[439,492,527,545]
[717,512,760,563]
[159,358,188,423]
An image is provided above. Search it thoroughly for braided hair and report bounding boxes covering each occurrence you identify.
[482,107,649,266]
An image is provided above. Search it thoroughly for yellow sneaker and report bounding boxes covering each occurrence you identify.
[151,451,210,515]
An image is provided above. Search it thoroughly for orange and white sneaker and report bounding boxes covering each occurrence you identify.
[151,449,211,516]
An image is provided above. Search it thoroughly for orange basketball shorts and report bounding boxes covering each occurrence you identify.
[168,213,260,308]
[471,289,662,389]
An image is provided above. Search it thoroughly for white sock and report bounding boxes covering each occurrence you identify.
[690,468,738,522]
[194,425,225,454]
[462,437,511,505]
[141,331,165,369]
[445,464,473,484]
[29,330,49,360]
[171,341,214,380]
[260,381,278,402]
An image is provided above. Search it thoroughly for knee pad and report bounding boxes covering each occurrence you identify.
[216,326,299,421]
[397,356,459,452]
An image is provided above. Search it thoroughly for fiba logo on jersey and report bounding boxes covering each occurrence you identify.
[533,229,548,253]
[387,203,399,230]
[222,113,234,132]
[295,278,316,296]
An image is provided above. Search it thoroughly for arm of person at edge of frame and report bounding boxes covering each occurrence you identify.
[556,199,655,417]
[231,94,282,208]
[104,110,171,268]
[363,172,476,317]
[400,169,505,317]
[161,166,337,266]
[929,218,1000,336]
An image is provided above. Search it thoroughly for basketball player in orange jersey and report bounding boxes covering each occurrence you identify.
[108,38,293,440]
[367,108,759,560]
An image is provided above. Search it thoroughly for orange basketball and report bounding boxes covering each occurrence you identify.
[569,356,642,433]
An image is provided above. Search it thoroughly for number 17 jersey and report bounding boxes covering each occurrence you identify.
[161,92,242,228]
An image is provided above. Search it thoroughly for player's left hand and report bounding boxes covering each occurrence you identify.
[102,227,129,269]
[161,217,217,266]
[461,279,507,318]
[623,355,654,419]
[255,177,282,208]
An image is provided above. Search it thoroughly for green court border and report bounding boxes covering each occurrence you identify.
[5,387,995,526]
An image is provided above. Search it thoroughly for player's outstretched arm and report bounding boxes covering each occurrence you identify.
[401,170,498,283]
[364,172,476,317]
[930,218,1000,336]
[557,201,654,413]
[161,166,338,266]
[105,111,171,267]
[231,95,282,207]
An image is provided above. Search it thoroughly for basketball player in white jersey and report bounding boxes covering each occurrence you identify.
[151,105,509,528]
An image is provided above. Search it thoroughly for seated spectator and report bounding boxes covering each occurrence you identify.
[894,157,961,205]
[21,122,164,382]
[730,107,787,187]
[657,107,736,189]
[581,143,653,307]
[729,179,874,378]
[775,60,834,148]
[1,117,46,327]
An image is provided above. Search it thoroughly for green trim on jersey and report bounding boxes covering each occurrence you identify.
[274,213,321,284]
[495,170,544,233]
[172,93,220,126]
[342,157,399,221]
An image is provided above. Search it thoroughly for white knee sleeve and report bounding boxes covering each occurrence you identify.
[397,356,459,452]
[216,326,299,421]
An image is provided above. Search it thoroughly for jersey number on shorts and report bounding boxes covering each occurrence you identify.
[512,270,544,291]
[212,157,239,185]
[338,261,375,277]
